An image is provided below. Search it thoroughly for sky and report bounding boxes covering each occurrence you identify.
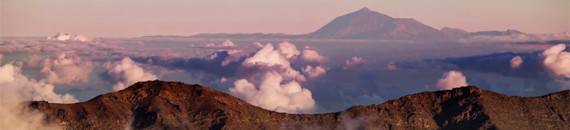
[1,0,569,37]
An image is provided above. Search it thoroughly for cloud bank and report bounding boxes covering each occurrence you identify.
[46,32,89,42]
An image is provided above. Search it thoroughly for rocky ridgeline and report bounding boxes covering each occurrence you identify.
[29,80,569,129]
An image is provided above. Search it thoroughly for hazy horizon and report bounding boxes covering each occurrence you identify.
[1,0,569,37]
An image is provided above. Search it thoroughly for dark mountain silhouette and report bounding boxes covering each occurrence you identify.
[29,80,569,129]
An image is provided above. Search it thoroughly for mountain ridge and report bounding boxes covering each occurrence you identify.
[143,7,558,41]
[28,80,569,129]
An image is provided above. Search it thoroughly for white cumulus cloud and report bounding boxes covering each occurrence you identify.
[436,70,468,90]
[39,52,94,85]
[277,41,300,59]
[107,57,158,91]
[541,44,570,78]
[221,40,236,47]
[229,71,315,113]
[46,32,89,42]
[229,42,320,113]
[302,65,326,79]
[510,56,523,68]
[343,56,367,70]
[0,64,78,103]
[242,44,306,82]
[300,48,326,63]
[243,44,291,67]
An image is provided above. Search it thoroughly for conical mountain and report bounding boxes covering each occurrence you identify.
[308,7,442,40]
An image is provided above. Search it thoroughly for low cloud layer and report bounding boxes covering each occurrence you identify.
[39,52,94,85]
[460,32,570,43]
[433,44,569,79]
[541,44,570,78]
[432,51,543,79]
[6,36,566,115]
[106,57,158,91]
[46,32,90,42]
[436,70,468,90]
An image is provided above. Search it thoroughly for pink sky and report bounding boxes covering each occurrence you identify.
[1,0,568,37]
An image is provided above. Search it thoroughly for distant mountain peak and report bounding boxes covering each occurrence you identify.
[351,7,390,17]
[358,7,372,12]
[506,29,524,35]
[308,7,441,40]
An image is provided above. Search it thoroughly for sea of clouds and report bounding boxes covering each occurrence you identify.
[1,33,569,129]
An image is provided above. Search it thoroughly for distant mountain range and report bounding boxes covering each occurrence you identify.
[29,80,569,129]
[146,7,569,41]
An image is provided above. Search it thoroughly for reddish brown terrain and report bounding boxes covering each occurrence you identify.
[29,80,569,129]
